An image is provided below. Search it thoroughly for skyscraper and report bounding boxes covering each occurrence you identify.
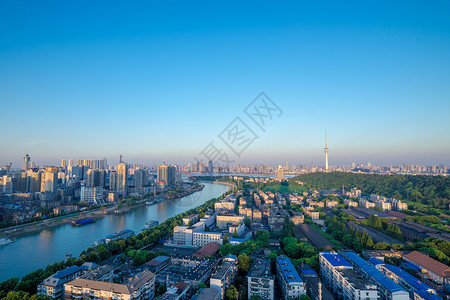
[324,131,329,172]
[22,154,31,171]
[134,168,147,188]
[157,164,176,186]
[116,163,128,192]
[41,166,58,193]
[277,165,285,179]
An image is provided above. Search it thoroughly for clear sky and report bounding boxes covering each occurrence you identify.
[1,1,449,168]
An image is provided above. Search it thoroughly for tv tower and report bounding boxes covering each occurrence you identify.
[324,131,329,172]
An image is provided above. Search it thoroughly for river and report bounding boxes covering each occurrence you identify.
[0,182,229,282]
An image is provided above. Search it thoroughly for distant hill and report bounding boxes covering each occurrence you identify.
[291,172,450,210]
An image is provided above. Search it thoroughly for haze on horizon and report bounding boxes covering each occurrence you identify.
[1,1,449,168]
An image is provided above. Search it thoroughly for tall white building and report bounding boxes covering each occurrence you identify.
[324,131,329,172]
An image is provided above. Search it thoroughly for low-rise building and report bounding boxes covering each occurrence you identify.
[216,215,244,230]
[210,255,238,299]
[160,281,190,300]
[248,258,274,300]
[193,288,220,300]
[38,265,85,299]
[192,231,222,247]
[64,269,156,300]
[276,257,306,299]
[403,251,450,293]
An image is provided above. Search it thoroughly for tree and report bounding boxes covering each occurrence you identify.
[225,285,238,300]
[223,234,230,245]
[238,253,252,275]
[197,283,207,289]
[299,295,311,300]
[233,228,238,238]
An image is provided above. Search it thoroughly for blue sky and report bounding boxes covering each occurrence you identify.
[1,1,449,167]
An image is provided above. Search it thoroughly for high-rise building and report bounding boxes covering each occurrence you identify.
[324,131,329,172]
[86,169,106,187]
[61,159,67,169]
[26,169,42,193]
[22,154,31,171]
[109,171,117,190]
[208,160,213,173]
[134,169,147,188]
[157,164,176,186]
[116,163,127,192]
[277,165,285,179]
[41,166,58,193]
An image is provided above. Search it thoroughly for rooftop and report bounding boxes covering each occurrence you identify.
[320,252,352,268]
[211,261,233,279]
[403,251,450,277]
[341,268,377,291]
[382,264,434,294]
[276,257,303,284]
[193,242,220,259]
[248,258,273,278]
[340,251,407,294]
[53,265,82,279]
[193,288,220,300]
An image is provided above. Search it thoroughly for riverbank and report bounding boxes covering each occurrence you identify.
[0,184,205,239]
[0,182,230,282]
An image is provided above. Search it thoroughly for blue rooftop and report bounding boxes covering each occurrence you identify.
[341,252,407,294]
[368,258,385,266]
[53,265,82,279]
[320,252,352,268]
[383,264,435,295]
[153,255,170,262]
[415,289,443,300]
[225,254,238,260]
[403,262,421,272]
[300,269,318,275]
[276,257,303,284]
[229,238,245,243]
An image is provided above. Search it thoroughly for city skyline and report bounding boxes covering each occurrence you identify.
[1,1,450,166]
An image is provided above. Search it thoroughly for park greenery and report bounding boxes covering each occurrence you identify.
[292,172,450,211]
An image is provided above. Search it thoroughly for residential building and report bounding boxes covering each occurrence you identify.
[80,186,104,205]
[403,251,450,293]
[64,269,155,300]
[116,163,128,192]
[173,222,205,246]
[379,264,440,300]
[157,164,176,186]
[160,281,190,300]
[248,258,274,300]
[276,257,306,299]
[38,266,85,299]
[340,251,409,300]
[210,255,238,299]
[193,288,220,300]
[216,215,244,230]
[193,231,223,247]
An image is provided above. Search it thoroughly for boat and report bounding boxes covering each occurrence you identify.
[143,220,159,230]
[105,229,135,243]
[71,218,96,226]
[0,237,15,246]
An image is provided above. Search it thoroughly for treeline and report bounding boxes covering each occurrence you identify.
[366,215,402,240]
[326,216,374,251]
[0,190,232,299]
[292,172,450,210]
